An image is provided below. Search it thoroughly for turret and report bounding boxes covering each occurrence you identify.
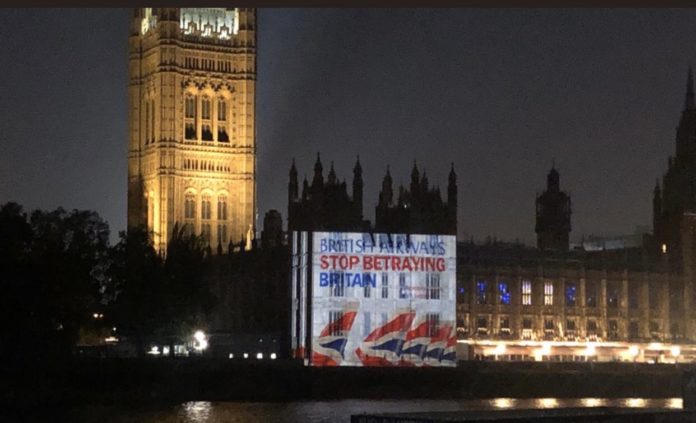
[410,160,420,200]
[289,158,298,202]
[352,156,363,219]
[379,166,393,207]
[535,164,571,251]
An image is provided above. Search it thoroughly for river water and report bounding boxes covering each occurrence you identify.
[68,397,683,423]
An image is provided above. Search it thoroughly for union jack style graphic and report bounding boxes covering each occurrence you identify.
[440,330,458,364]
[398,318,433,366]
[422,323,456,366]
[355,311,416,366]
[311,304,358,366]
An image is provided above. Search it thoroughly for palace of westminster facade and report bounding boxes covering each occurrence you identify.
[128,8,696,361]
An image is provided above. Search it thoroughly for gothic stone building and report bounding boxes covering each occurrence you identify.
[127,8,257,253]
[287,157,457,236]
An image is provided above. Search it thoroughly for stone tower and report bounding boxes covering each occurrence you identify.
[535,165,571,251]
[653,68,696,269]
[128,8,256,253]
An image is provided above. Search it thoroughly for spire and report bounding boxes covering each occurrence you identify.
[289,158,298,200]
[314,153,323,174]
[380,166,393,206]
[547,163,560,192]
[328,161,337,184]
[686,66,695,111]
[312,153,323,188]
[411,160,419,182]
[448,162,456,183]
[353,155,362,175]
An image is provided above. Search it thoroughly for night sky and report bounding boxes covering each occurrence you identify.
[1,9,696,245]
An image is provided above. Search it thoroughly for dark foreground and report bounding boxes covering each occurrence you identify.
[1,358,690,410]
[353,408,696,423]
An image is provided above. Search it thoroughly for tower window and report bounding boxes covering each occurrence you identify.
[185,96,196,119]
[184,194,196,219]
[202,124,213,141]
[185,123,196,140]
[201,96,211,120]
[201,223,211,244]
[201,194,211,220]
[217,98,227,121]
[217,195,228,220]
[218,126,229,142]
[217,223,228,245]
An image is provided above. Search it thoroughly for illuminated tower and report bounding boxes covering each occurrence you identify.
[535,165,571,251]
[128,8,256,253]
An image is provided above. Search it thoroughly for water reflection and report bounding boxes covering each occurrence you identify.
[536,398,559,408]
[70,397,684,423]
[580,397,605,407]
[490,398,515,409]
[183,402,212,421]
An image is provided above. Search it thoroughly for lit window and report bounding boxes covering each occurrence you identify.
[201,223,211,243]
[217,195,227,220]
[202,124,213,141]
[201,194,211,220]
[565,282,576,306]
[217,98,227,121]
[426,313,440,337]
[217,224,227,244]
[328,311,345,336]
[426,273,440,300]
[476,280,488,305]
[586,281,597,307]
[399,273,409,299]
[521,280,532,306]
[544,281,553,305]
[218,126,229,142]
[662,243,667,254]
[185,96,196,119]
[332,279,344,297]
[498,281,510,305]
[201,96,211,120]
[184,194,196,219]
[185,123,196,140]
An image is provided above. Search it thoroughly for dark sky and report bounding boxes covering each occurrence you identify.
[1,9,695,245]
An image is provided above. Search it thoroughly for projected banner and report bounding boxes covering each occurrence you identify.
[308,232,456,367]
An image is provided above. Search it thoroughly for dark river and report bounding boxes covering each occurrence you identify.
[68,397,682,422]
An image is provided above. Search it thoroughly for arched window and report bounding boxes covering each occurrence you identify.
[201,96,211,120]
[217,224,228,244]
[201,194,212,220]
[217,195,227,220]
[184,193,196,219]
[184,94,196,140]
[217,98,227,121]
[185,95,196,119]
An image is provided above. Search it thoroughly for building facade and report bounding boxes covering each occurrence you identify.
[128,8,257,253]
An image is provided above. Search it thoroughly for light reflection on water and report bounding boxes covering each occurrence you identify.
[71,397,684,423]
